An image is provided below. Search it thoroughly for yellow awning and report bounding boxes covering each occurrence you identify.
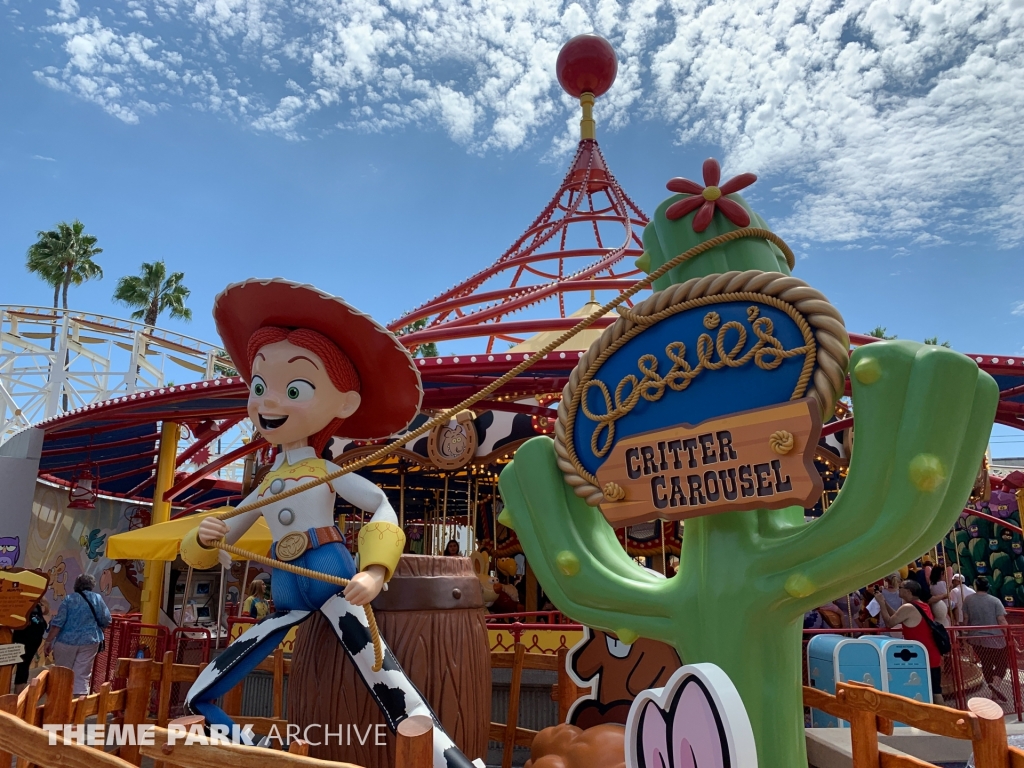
[105,510,272,563]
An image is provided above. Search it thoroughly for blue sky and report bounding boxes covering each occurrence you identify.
[2,0,1023,456]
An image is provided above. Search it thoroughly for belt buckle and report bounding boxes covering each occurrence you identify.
[276,531,308,562]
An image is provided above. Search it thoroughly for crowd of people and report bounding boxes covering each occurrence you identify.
[805,561,1014,703]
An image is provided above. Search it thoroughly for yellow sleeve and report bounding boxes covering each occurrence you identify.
[180,527,222,570]
[357,522,406,582]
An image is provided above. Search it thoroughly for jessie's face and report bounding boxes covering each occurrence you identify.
[247,339,360,446]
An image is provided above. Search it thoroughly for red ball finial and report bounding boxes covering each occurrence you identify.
[556,34,617,98]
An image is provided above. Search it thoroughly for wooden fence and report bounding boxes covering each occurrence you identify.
[9,652,1024,768]
[489,644,580,768]
[0,660,431,768]
[806,680,1024,768]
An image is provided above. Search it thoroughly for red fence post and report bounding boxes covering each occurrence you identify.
[170,626,212,665]
[950,626,968,711]
[1006,625,1023,721]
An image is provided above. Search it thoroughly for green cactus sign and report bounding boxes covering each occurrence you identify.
[499,159,999,768]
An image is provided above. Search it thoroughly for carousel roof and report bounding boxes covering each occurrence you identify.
[26,327,1024,512]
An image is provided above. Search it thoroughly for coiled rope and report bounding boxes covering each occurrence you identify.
[207,227,796,671]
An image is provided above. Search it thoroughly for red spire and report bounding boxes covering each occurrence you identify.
[391,36,645,355]
[389,139,648,353]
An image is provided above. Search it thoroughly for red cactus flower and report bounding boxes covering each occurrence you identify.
[665,158,757,232]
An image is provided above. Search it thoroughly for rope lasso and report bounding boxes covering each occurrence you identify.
[205,227,796,670]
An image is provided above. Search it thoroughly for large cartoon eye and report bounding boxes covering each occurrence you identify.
[606,634,633,658]
[286,380,315,402]
[251,376,266,397]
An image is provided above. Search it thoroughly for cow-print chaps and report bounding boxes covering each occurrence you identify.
[185,595,483,768]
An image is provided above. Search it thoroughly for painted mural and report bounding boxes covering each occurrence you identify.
[24,480,149,616]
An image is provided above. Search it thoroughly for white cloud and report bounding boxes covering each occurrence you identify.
[1013,301,1024,317]
[31,154,57,161]
[24,0,1024,247]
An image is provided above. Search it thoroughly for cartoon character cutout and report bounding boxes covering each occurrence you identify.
[567,626,682,729]
[625,663,758,768]
[0,536,20,568]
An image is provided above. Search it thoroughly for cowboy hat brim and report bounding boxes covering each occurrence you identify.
[213,278,423,440]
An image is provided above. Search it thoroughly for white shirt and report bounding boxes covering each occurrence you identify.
[223,446,396,543]
[949,584,976,612]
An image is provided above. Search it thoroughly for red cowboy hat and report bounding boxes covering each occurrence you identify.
[213,278,422,439]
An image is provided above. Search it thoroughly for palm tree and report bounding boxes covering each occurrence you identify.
[113,261,192,327]
[25,220,104,310]
[869,327,952,347]
[396,318,439,357]
[866,325,897,340]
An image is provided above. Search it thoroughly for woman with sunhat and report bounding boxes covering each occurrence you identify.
[180,278,479,768]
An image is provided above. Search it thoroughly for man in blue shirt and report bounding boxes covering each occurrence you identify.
[43,573,111,695]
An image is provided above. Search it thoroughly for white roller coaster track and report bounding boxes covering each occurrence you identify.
[0,305,250,482]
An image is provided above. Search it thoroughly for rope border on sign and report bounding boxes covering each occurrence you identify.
[554,270,849,506]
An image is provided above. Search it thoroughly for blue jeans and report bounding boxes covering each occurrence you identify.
[270,540,357,610]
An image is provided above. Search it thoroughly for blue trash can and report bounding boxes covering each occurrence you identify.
[807,635,931,727]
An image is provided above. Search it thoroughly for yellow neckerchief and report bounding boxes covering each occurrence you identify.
[255,456,334,499]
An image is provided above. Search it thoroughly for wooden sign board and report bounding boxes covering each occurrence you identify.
[596,399,822,527]
[0,569,48,629]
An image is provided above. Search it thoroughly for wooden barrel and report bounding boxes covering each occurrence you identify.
[288,555,491,766]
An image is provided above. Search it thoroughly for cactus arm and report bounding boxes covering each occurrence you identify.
[895,368,997,569]
[503,438,664,587]
[763,342,998,614]
[499,436,678,643]
[756,505,807,540]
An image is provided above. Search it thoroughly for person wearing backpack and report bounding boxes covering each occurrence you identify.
[42,574,112,695]
[872,578,947,703]
[963,576,1009,702]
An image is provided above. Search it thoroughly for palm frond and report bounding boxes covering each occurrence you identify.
[115,260,192,324]
[25,220,103,305]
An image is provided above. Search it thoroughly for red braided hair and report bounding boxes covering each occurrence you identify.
[247,327,361,456]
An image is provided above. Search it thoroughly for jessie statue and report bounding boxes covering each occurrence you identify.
[180,278,479,768]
